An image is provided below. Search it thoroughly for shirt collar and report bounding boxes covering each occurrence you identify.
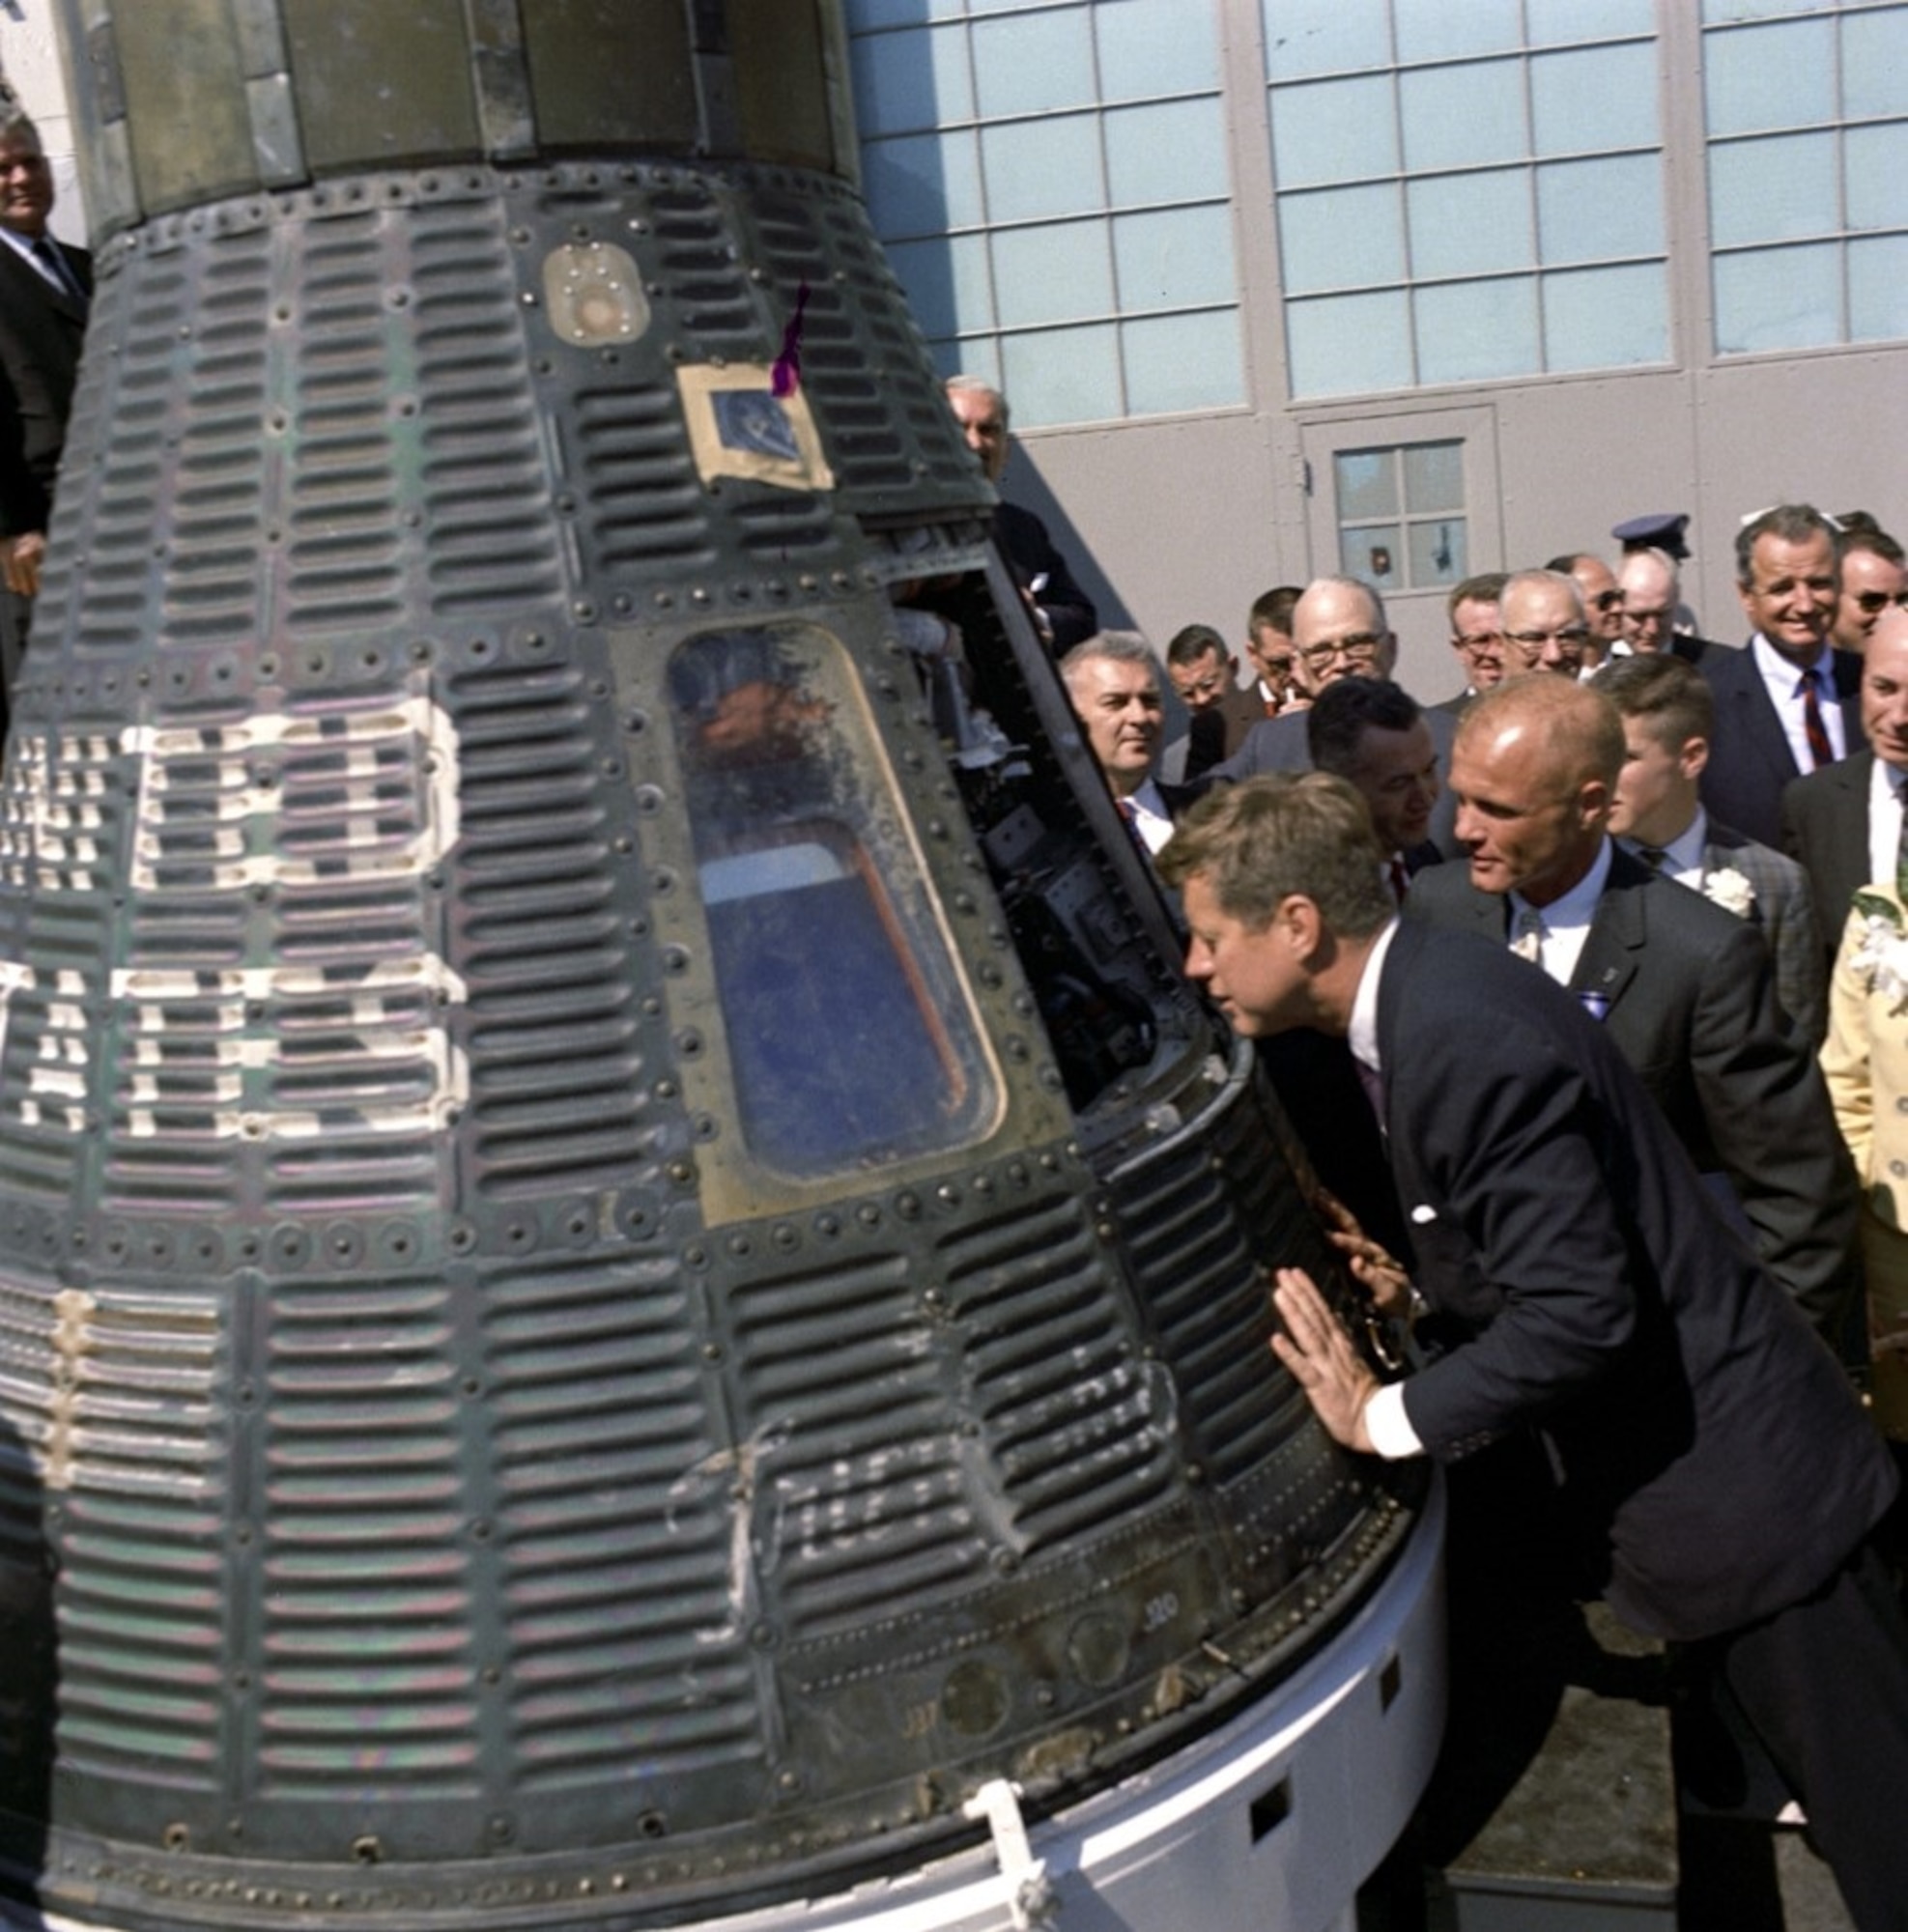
[1751,629,1829,687]
[1349,916,1403,1077]
[1510,836,1612,935]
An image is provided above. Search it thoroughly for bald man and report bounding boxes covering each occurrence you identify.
[1410,675,1861,1347]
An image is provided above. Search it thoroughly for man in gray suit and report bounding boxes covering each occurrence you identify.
[0,109,91,713]
[1596,652,1824,1039]
[1410,674,1860,1347]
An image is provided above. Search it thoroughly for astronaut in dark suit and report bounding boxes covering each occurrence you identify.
[1409,674,1860,1348]
[1158,773,1908,1926]
[0,110,91,706]
[1699,503,1864,848]
[943,376,1096,652]
[1781,604,1908,968]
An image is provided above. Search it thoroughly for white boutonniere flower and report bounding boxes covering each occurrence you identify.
[1702,867,1755,919]
[1850,890,1908,1010]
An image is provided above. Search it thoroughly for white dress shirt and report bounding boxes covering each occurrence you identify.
[1751,632,1846,774]
[1866,756,1908,893]
[1506,839,1614,989]
[1124,779,1177,856]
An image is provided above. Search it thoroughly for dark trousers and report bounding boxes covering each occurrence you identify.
[1708,1536,1908,1931]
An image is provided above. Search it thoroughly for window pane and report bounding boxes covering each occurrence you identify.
[864,130,984,236]
[1703,19,1836,137]
[1531,43,1660,156]
[1415,276,1541,382]
[1846,124,1908,234]
[1701,0,1805,21]
[1409,168,1533,279]
[1709,131,1838,247]
[1844,11,1908,122]
[1526,0,1655,47]
[849,24,974,139]
[886,234,995,339]
[982,116,1105,222]
[1713,242,1842,354]
[1279,183,1406,293]
[972,9,1096,121]
[1286,290,1413,396]
[1394,0,1521,64]
[1262,0,1391,80]
[846,0,965,24]
[1341,522,1405,590]
[1538,154,1665,262]
[992,219,1114,328]
[1097,0,1220,99]
[1400,60,1528,173]
[1337,449,1399,520]
[1271,74,1399,187]
[1849,235,1908,344]
[1105,98,1231,206]
[668,624,1000,1178]
[1403,441,1464,514]
[1002,322,1124,425]
[1543,262,1669,368]
[1122,309,1244,414]
[1408,517,1467,587]
[1114,204,1238,309]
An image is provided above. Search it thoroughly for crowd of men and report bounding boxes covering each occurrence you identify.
[1026,445,1908,1921]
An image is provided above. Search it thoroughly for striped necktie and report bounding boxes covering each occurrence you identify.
[1796,669,1833,770]
[31,236,84,310]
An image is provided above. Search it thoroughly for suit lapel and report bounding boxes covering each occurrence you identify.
[1570,857,1647,1010]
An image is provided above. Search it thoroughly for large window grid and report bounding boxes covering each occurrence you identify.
[1701,0,1908,354]
[1266,1,1670,399]
[845,0,1246,429]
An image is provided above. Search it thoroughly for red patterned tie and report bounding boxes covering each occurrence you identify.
[1798,671,1833,770]
[1117,797,1150,855]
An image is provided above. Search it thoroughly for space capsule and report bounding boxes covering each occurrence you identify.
[0,5,1440,1927]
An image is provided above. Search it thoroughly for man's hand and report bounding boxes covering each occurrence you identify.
[2,530,44,597]
[1270,1266,1380,1453]
[1313,1186,1413,1317]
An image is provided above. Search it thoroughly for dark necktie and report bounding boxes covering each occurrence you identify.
[31,236,84,311]
[1388,856,1409,905]
[1637,845,1668,872]
[1116,796,1150,856]
[1797,670,1833,770]
[1353,1055,1386,1137]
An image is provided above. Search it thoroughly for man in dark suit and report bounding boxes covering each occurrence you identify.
[1058,632,1199,862]
[1781,603,1908,964]
[944,376,1096,652]
[1613,547,1724,667]
[1304,676,1441,903]
[0,110,91,715]
[1596,652,1825,1039]
[1160,623,1266,782]
[1158,773,1908,1924]
[1699,503,1863,848]
[1410,674,1859,1347]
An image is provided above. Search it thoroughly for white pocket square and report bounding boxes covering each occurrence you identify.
[1410,1205,1438,1225]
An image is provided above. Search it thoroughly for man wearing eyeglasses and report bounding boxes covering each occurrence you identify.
[1550,553,1625,673]
[1435,572,1508,715]
[1830,526,1907,657]
[0,110,91,724]
[1615,548,1720,668]
[1215,576,1462,851]
[1496,569,1593,679]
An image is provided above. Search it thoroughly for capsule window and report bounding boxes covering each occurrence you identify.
[667,624,1000,1179]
